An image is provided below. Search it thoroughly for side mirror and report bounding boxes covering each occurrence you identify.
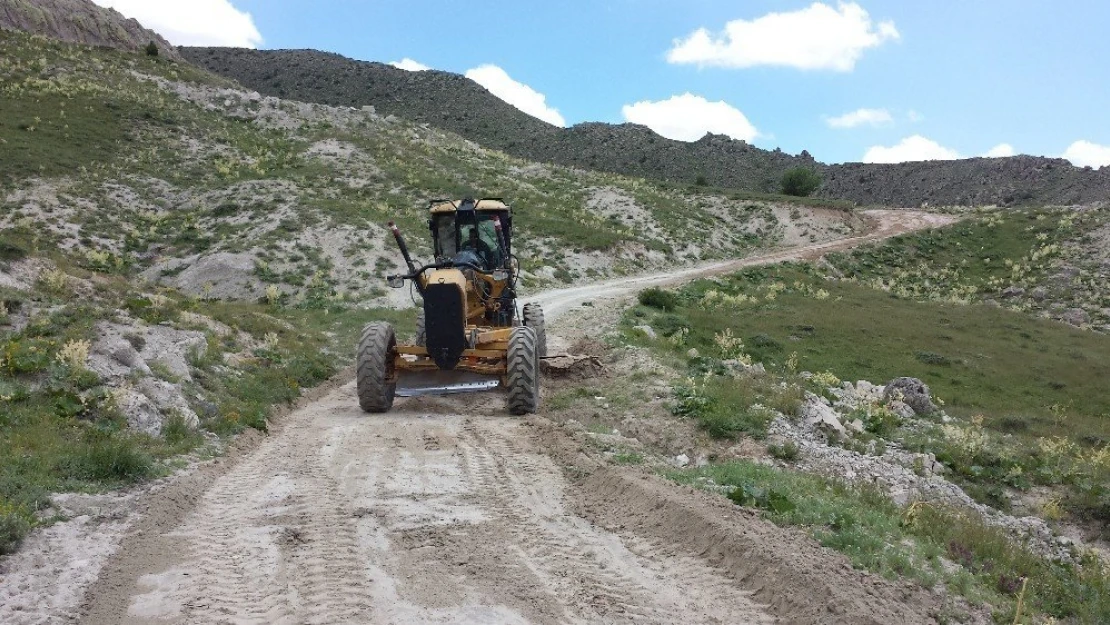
[387,276,405,289]
[491,269,508,282]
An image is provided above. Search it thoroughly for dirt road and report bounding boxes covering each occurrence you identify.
[59,209,953,625]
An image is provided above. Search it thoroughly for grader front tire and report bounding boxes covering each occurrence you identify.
[356,322,397,413]
[507,326,539,415]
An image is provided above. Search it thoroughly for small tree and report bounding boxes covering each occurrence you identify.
[780,167,822,197]
[145,41,159,57]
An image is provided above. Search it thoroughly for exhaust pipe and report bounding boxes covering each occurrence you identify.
[389,221,424,295]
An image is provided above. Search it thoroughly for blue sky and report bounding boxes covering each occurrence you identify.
[94,1,1110,167]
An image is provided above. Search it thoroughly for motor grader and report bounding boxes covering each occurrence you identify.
[356,198,546,415]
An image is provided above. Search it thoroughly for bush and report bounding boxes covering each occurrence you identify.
[60,432,154,483]
[768,440,800,461]
[638,287,679,311]
[145,41,159,57]
[781,168,822,197]
[0,500,32,556]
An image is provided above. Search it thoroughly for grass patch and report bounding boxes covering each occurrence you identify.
[671,374,803,439]
[646,263,1110,442]
[671,461,1110,623]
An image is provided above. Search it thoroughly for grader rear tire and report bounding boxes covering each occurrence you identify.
[356,321,396,413]
[522,303,547,358]
[507,326,539,415]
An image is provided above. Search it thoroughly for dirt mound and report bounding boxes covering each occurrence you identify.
[0,0,183,61]
[570,467,953,624]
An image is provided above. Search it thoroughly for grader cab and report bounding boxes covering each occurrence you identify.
[356,198,546,415]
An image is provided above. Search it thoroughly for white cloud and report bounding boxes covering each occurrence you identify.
[390,58,430,72]
[983,143,1016,158]
[1062,140,1110,168]
[621,93,758,142]
[907,109,924,123]
[91,0,262,47]
[863,135,960,163]
[667,2,898,71]
[825,107,892,129]
[464,64,565,127]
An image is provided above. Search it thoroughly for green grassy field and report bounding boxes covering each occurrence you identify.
[629,263,1110,443]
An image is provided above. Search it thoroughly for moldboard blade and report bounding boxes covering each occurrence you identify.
[395,370,501,397]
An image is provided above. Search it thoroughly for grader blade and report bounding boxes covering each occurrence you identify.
[395,370,501,397]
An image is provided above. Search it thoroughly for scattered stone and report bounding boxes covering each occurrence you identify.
[672,454,690,467]
[633,325,657,339]
[1000,285,1025,298]
[722,359,765,376]
[1031,286,1048,301]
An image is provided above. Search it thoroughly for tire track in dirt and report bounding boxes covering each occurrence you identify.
[456,418,776,624]
[124,393,378,625]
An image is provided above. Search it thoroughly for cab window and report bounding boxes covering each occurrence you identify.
[433,214,457,259]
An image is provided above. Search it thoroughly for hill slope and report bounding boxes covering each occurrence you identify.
[181,46,1110,208]
[1,29,859,308]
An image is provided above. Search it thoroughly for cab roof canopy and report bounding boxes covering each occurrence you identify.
[429,198,510,214]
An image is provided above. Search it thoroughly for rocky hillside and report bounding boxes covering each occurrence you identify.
[0,0,182,61]
[181,47,1110,208]
[0,29,858,309]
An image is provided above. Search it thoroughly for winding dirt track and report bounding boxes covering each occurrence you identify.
[79,210,955,625]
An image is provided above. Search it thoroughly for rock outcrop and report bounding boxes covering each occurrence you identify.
[0,0,183,61]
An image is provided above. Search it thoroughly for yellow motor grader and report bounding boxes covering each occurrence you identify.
[356,198,546,415]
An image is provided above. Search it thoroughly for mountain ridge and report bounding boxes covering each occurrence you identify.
[180,46,1110,208]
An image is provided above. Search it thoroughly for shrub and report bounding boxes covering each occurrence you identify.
[145,41,159,57]
[0,240,27,262]
[781,168,822,197]
[652,313,688,337]
[768,440,800,461]
[638,287,679,311]
[0,500,32,556]
[60,432,154,482]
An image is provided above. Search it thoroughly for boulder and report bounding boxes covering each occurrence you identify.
[1060,308,1090,327]
[633,325,657,339]
[886,400,917,420]
[883,377,937,416]
[1000,285,1025,298]
[801,396,846,437]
